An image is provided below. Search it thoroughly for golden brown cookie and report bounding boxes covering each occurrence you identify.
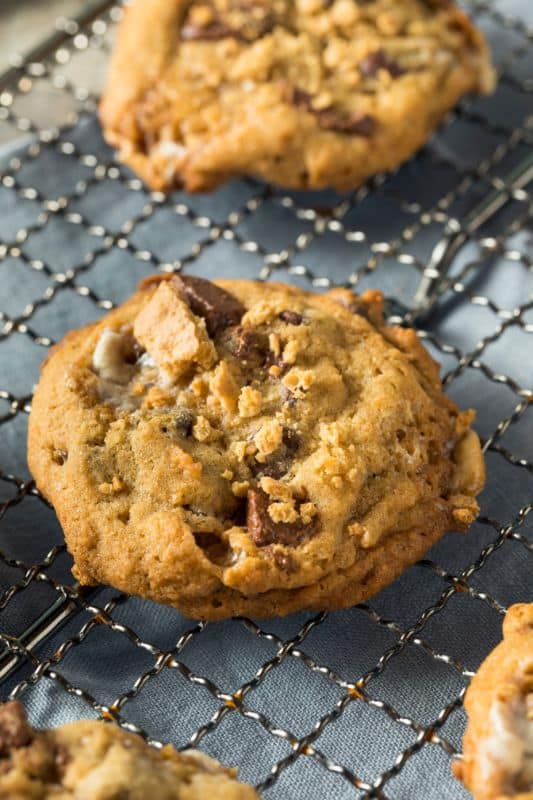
[0,700,257,799]
[454,604,533,800]
[99,0,494,193]
[28,276,485,619]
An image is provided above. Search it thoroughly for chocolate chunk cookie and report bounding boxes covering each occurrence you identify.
[454,604,533,800]
[0,701,257,798]
[99,0,494,192]
[28,276,485,619]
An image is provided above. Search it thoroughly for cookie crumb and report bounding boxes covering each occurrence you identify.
[232,480,250,497]
[254,420,283,456]
[238,386,262,418]
[193,415,217,442]
[259,476,292,502]
[210,361,240,413]
[98,476,124,495]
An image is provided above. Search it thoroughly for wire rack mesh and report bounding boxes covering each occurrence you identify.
[0,1,531,797]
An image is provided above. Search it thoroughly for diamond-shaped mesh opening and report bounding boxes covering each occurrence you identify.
[0,1,532,798]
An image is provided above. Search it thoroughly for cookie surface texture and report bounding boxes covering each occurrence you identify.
[0,700,258,799]
[454,603,533,800]
[28,276,485,619]
[99,0,494,192]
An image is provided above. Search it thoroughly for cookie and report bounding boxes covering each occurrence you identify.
[28,276,485,619]
[454,604,533,800]
[99,0,494,193]
[0,700,258,799]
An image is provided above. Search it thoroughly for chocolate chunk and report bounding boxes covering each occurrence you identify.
[0,701,33,756]
[231,326,268,367]
[282,427,301,453]
[175,409,194,436]
[359,49,404,78]
[246,489,319,547]
[316,109,375,136]
[248,458,289,480]
[180,6,275,42]
[279,310,303,325]
[248,428,299,478]
[288,87,313,111]
[173,275,244,337]
[181,20,241,41]
[287,87,375,137]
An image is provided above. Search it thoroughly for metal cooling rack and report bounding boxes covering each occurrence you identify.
[0,1,532,797]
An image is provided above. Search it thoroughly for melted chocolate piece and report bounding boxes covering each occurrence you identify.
[246,488,319,547]
[282,427,301,453]
[181,20,241,40]
[289,87,313,110]
[359,49,404,78]
[0,701,33,756]
[279,310,303,325]
[248,458,289,480]
[173,275,244,337]
[180,4,275,42]
[316,109,375,136]
[271,549,297,572]
[231,326,268,367]
[288,87,375,137]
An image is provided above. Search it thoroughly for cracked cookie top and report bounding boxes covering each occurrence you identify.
[0,701,257,799]
[28,276,484,618]
[100,0,494,192]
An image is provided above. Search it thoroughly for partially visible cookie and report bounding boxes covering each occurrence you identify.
[0,700,258,799]
[454,604,533,800]
[100,0,494,192]
[28,275,485,619]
